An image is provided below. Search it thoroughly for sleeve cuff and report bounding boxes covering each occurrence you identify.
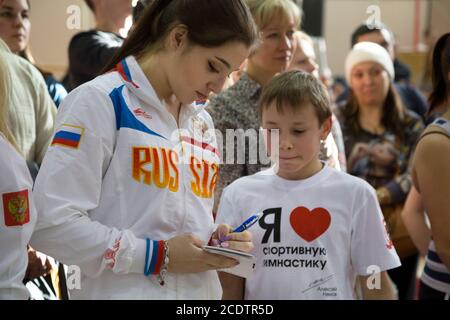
[129,238,147,274]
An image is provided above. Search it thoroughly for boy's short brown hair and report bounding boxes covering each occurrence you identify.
[259,71,331,125]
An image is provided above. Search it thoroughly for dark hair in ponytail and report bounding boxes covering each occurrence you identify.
[104,0,258,71]
[428,33,450,115]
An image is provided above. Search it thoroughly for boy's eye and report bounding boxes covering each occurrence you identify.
[208,61,219,73]
[293,130,305,135]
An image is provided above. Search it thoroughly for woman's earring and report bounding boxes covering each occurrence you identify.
[320,139,325,148]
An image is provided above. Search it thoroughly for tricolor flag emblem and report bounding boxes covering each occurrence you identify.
[51,124,84,149]
[194,99,208,107]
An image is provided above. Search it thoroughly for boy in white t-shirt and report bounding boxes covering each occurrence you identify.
[216,71,401,300]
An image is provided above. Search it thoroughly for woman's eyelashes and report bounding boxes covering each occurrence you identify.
[353,68,383,79]
[265,30,295,40]
[286,30,295,39]
[0,10,28,19]
[293,129,306,135]
[0,11,13,18]
[208,60,220,73]
[370,68,382,76]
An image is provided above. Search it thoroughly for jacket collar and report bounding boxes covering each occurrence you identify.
[116,56,205,118]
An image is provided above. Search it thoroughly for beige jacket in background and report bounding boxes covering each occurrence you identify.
[0,38,56,165]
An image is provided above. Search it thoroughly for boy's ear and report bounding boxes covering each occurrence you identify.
[320,117,332,141]
[167,24,188,51]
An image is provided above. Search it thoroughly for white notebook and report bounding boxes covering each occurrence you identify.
[203,245,256,278]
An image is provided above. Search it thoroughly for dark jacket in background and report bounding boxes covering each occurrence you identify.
[64,30,123,91]
[394,59,411,83]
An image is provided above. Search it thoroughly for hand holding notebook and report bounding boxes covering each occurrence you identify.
[203,245,256,278]
[205,212,262,278]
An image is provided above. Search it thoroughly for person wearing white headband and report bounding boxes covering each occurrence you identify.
[345,41,395,86]
[336,41,425,300]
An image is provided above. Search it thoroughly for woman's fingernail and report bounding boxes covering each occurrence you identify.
[220,242,230,248]
[219,235,232,243]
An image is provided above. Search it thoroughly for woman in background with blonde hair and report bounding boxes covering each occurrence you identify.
[208,0,302,212]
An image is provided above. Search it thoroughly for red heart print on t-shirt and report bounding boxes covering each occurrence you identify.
[290,207,331,242]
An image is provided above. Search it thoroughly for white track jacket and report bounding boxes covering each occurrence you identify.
[30,56,222,299]
[0,136,37,299]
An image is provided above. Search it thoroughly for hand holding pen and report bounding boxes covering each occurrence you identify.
[211,212,263,252]
[232,212,263,233]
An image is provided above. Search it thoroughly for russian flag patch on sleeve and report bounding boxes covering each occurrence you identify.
[51,124,84,149]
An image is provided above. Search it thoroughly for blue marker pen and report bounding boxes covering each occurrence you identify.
[233,212,263,233]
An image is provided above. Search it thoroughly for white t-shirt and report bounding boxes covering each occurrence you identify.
[0,136,37,299]
[216,164,401,299]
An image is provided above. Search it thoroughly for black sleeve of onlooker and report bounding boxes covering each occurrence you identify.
[394,59,411,83]
[394,83,428,122]
[68,31,122,89]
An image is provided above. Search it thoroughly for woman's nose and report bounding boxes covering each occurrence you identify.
[280,35,294,52]
[363,73,374,85]
[13,15,25,28]
[207,76,227,95]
